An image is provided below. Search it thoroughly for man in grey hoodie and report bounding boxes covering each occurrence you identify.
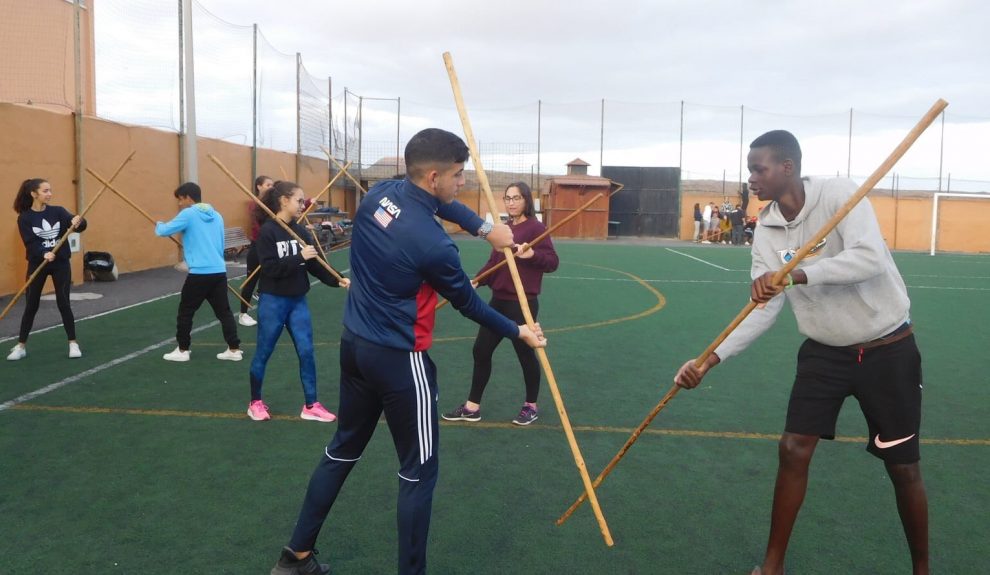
[155,182,241,362]
[674,130,928,575]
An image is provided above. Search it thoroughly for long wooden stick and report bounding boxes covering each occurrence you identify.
[436,188,619,310]
[299,161,352,220]
[444,52,613,546]
[239,164,353,289]
[208,155,344,282]
[1,151,136,322]
[556,97,949,526]
[322,147,368,195]
[85,168,254,310]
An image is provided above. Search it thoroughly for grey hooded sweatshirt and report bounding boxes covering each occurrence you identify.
[714,177,911,361]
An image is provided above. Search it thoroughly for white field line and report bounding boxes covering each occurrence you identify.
[0,321,218,413]
[665,248,734,271]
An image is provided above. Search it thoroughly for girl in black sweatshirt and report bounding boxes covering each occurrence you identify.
[246,181,349,422]
[8,178,87,361]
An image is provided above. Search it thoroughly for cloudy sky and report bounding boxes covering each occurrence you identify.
[96,0,990,188]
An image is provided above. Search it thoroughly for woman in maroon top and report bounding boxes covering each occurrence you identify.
[442,182,558,425]
[238,175,274,326]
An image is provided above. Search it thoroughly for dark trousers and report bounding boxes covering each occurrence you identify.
[239,243,259,314]
[731,224,744,245]
[469,297,540,404]
[289,329,439,575]
[19,259,75,343]
[175,272,239,350]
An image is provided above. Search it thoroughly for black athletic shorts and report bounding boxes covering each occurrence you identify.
[785,331,923,464]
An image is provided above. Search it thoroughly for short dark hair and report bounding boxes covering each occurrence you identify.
[404,128,469,180]
[174,182,202,203]
[505,181,535,219]
[750,130,802,174]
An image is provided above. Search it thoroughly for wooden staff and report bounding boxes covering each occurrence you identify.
[279,165,289,179]
[444,52,614,546]
[208,155,344,282]
[299,162,352,220]
[85,168,254,310]
[1,152,136,321]
[556,98,949,526]
[238,165,353,290]
[322,147,368,195]
[436,187,621,310]
[303,215,332,264]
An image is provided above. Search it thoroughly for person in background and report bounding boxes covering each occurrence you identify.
[238,174,274,327]
[693,202,703,242]
[7,178,87,361]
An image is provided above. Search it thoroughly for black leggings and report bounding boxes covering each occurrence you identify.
[468,297,540,404]
[239,242,259,314]
[19,259,76,343]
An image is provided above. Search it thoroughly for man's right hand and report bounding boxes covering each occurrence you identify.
[518,323,546,349]
[673,354,720,389]
[486,223,514,250]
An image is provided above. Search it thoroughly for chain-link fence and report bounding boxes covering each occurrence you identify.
[3,1,989,195]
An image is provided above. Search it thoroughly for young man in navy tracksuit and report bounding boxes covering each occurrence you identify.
[271,128,546,575]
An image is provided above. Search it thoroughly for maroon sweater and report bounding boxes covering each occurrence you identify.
[477,217,559,301]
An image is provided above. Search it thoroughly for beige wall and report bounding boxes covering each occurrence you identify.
[0,104,344,296]
[679,191,990,254]
[0,0,96,113]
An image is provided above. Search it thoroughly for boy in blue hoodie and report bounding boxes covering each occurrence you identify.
[155,182,241,362]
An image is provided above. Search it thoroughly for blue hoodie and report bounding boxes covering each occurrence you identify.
[155,203,227,274]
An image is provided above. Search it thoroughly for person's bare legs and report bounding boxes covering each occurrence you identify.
[886,461,929,574]
[758,432,819,575]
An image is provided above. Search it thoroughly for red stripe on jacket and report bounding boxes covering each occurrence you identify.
[414,282,438,351]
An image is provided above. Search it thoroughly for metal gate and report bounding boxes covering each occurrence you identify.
[601,166,681,237]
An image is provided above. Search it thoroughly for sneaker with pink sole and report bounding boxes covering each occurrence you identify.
[247,400,271,421]
[300,401,336,423]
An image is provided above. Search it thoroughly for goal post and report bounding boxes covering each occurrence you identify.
[930,192,990,255]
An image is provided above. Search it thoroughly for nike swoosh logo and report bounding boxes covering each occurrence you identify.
[874,433,915,449]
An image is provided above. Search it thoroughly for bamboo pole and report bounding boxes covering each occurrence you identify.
[85,168,254,310]
[556,98,949,526]
[1,152,136,321]
[444,51,613,546]
[322,147,367,195]
[208,155,344,282]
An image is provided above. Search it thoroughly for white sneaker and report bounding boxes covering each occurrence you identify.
[238,313,257,327]
[68,342,82,358]
[6,345,26,361]
[163,347,191,362]
[216,348,243,361]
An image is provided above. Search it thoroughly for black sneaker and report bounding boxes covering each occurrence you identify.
[271,547,330,575]
[441,404,481,422]
[512,404,539,426]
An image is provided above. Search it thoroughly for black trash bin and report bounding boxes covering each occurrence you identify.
[84,251,118,281]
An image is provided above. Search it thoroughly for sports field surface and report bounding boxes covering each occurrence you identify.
[2,240,987,574]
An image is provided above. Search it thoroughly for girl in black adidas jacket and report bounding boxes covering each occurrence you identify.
[8,178,87,361]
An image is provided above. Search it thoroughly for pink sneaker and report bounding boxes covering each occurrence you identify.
[247,400,271,421]
[300,401,336,423]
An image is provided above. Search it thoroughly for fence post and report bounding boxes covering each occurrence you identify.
[296,52,302,182]
[181,0,198,182]
[251,23,258,186]
[73,0,85,224]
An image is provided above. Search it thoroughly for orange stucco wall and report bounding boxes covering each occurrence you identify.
[0,104,345,297]
[679,191,990,254]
